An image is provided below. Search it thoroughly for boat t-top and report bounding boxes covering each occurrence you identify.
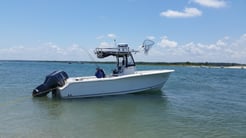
[32,40,174,98]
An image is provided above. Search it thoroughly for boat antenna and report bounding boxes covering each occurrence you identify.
[114,39,117,47]
[142,39,155,55]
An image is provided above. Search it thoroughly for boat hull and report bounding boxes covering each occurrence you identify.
[56,70,174,98]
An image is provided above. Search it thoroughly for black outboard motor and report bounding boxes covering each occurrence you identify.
[32,70,69,97]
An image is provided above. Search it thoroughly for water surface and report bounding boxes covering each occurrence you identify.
[0,61,245,138]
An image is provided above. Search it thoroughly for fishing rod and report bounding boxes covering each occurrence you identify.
[82,48,100,68]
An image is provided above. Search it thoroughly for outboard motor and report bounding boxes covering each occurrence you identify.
[32,70,69,97]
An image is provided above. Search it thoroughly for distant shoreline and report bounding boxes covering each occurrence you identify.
[0,60,245,69]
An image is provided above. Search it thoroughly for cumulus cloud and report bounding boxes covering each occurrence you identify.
[1,34,246,63]
[160,7,202,18]
[146,34,246,63]
[146,36,156,40]
[192,0,227,8]
[96,33,117,49]
[158,36,178,48]
[107,33,117,39]
[0,43,90,61]
[98,42,114,48]
[160,0,227,19]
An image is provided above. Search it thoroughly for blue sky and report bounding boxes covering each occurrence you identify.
[0,0,246,63]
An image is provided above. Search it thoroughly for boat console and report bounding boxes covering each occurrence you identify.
[95,44,136,75]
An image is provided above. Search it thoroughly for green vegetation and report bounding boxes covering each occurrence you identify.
[0,60,245,67]
[135,61,245,67]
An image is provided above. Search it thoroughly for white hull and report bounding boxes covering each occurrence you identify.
[56,70,174,98]
[32,40,175,98]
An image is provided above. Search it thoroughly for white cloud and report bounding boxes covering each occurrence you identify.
[135,34,246,63]
[158,36,178,48]
[107,33,117,39]
[98,42,114,48]
[152,34,246,63]
[0,43,90,61]
[96,33,117,49]
[45,42,66,55]
[1,34,246,63]
[192,0,226,8]
[160,7,202,18]
[240,33,246,40]
[146,36,156,40]
[216,39,226,46]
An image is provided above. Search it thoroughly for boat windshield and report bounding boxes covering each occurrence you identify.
[126,54,135,67]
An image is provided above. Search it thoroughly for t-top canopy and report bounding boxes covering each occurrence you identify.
[95,44,133,58]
